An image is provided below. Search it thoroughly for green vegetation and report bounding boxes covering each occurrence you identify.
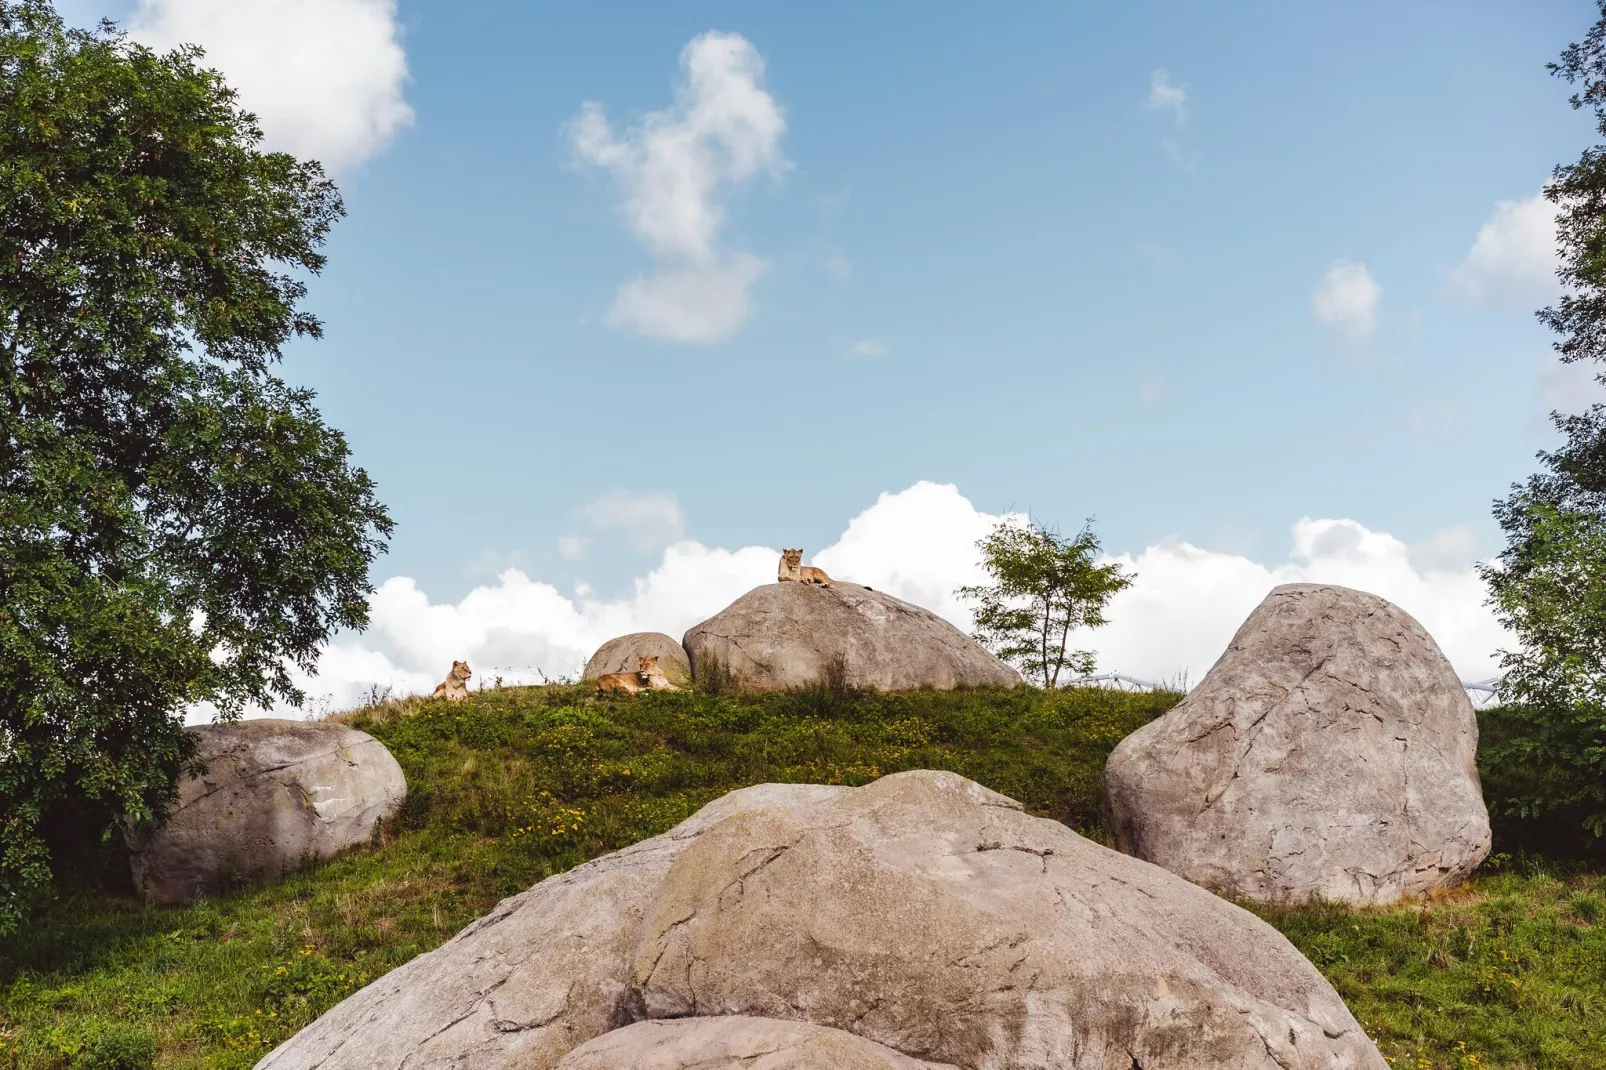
[0,1,390,934]
[1482,2,1606,848]
[959,517,1133,687]
[0,683,1603,1069]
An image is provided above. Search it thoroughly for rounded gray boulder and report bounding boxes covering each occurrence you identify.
[555,1017,950,1070]
[257,771,1385,1070]
[1103,583,1491,906]
[128,719,407,906]
[583,632,692,687]
[682,582,1019,691]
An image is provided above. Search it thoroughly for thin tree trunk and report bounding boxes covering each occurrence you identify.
[1039,599,1052,688]
[1053,608,1072,688]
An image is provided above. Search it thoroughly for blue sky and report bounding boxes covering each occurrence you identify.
[62,1,1606,701]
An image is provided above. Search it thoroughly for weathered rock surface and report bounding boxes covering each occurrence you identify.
[129,720,406,906]
[632,770,1384,1069]
[683,582,1020,691]
[555,1017,953,1070]
[260,770,1383,1070]
[583,632,692,687]
[1104,583,1491,906]
[255,784,845,1070]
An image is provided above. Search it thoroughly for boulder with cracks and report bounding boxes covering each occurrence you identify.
[683,582,1020,691]
[555,1017,955,1069]
[128,720,407,906]
[259,770,1384,1070]
[1103,583,1491,905]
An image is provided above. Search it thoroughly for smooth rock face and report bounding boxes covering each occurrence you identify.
[255,784,846,1070]
[1104,583,1491,906]
[260,771,1384,1070]
[128,720,406,906]
[583,632,692,687]
[554,1017,953,1070]
[683,582,1020,691]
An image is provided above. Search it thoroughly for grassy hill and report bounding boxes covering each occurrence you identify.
[0,683,1602,1070]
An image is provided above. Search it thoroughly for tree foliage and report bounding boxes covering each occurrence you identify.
[1483,503,1606,839]
[0,1,391,932]
[1482,1,1606,845]
[958,519,1132,689]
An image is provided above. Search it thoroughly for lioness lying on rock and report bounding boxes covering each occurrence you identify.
[595,655,683,696]
[777,548,835,586]
[431,660,471,701]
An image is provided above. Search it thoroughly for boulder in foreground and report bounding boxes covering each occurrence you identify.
[555,1017,951,1069]
[1104,583,1491,905]
[583,631,692,688]
[258,770,1383,1070]
[128,720,406,906]
[683,582,1020,691]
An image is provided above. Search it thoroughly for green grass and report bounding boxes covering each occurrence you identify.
[0,683,1601,1069]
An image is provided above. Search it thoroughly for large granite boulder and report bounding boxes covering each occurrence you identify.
[1104,583,1491,906]
[682,582,1019,691]
[555,1018,950,1069]
[259,771,1384,1070]
[128,720,407,906]
[583,632,692,687]
[256,784,844,1070]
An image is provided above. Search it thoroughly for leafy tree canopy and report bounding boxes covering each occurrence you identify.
[1483,0,1606,846]
[958,519,1132,689]
[0,0,391,933]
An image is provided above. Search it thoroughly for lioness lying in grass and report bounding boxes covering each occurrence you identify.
[595,655,683,696]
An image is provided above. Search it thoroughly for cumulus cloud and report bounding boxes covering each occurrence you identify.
[243,483,1508,719]
[1147,69,1187,122]
[847,338,888,358]
[570,32,787,344]
[129,0,412,172]
[580,491,686,552]
[1450,192,1559,304]
[1408,525,1480,574]
[1311,259,1381,343]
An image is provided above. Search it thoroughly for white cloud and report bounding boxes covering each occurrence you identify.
[1408,525,1479,573]
[557,535,586,560]
[129,0,412,172]
[1090,518,1504,688]
[245,483,1508,718]
[570,31,787,344]
[580,490,686,553]
[847,338,888,358]
[1450,192,1559,305]
[607,254,765,344]
[1311,259,1381,343]
[1147,69,1187,122]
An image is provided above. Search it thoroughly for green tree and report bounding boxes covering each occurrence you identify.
[0,1,391,932]
[1483,504,1606,838]
[1481,1,1606,845]
[958,519,1133,689]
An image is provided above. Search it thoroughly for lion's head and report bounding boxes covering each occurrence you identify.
[637,655,661,674]
[450,660,471,683]
[781,548,803,567]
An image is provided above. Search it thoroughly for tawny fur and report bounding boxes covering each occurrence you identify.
[778,548,835,586]
[595,655,682,696]
[637,654,683,692]
[431,660,472,701]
